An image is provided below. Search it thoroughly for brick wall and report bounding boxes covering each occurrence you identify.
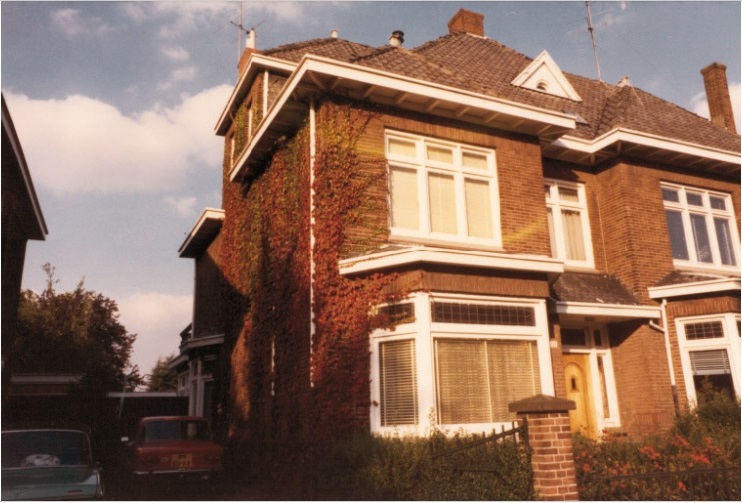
[193,233,224,338]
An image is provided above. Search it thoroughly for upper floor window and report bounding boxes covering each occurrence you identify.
[544,179,594,268]
[662,184,739,270]
[386,131,500,246]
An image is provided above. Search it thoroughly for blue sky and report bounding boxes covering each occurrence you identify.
[2,1,740,377]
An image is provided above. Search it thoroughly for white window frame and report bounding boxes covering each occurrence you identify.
[560,325,621,430]
[369,292,553,436]
[661,183,740,272]
[544,178,595,268]
[385,131,502,248]
[676,313,741,406]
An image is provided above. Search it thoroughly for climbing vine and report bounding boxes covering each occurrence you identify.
[219,96,402,447]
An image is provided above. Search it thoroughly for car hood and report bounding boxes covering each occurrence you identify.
[2,466,101,500]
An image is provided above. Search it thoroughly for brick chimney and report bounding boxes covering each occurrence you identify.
[701,62,737,133]
[237,28,257,77]
[448,9,484,37]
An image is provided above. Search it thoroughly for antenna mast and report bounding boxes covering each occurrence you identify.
[585,1,602,82]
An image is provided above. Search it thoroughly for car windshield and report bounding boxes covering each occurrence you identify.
[142,420,210,443]
[1,430,91,469]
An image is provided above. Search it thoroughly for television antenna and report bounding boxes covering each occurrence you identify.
[585,1,602,82]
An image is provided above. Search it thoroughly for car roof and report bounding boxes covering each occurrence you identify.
[140,416,209,422]
[2,422,91,434]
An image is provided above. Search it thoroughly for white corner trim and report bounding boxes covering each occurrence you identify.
[553,301,660,319]
[554,128,741,165]
[338,246,564,276]
[648,277,741,299]
[511,50,582,102]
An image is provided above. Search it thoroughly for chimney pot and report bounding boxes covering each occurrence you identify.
[238,29,257,77]
[389,30,404,47]
[701,62,737,133]
[448,8,484,37]
[330,29,338,39]
[617,76,631,87]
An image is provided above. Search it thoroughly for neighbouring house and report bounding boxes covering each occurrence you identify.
[173,209,226,428]
[2,94,48,409]
[186,9,739,445]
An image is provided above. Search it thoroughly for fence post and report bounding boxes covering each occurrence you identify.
[510,394,579,501]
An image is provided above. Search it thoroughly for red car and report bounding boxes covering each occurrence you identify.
[124,416,222,480]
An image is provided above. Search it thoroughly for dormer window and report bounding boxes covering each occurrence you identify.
[512,50,582,102]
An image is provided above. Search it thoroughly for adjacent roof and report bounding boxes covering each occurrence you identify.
[2,94,48,241]
[178,208,224,258]
[648,270,741,299]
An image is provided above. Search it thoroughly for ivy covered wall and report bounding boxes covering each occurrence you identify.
[217,95,400,450]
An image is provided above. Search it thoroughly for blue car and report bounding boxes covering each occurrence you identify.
[2,427,104,500]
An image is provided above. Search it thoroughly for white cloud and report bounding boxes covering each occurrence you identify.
[158,66,199,91]
[690,82,741,132]
[165,195,198,217]
[5,85,232,195]
[117,292,192,376]
[161,46,191,63]
[51,8,119,38]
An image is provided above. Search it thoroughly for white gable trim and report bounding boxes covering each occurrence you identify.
[511,50,582,102]
[648,278,741,299]
[553,301,660,320]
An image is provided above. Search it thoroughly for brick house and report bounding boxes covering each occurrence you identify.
[185,9,739,443]
[2,94,48,408]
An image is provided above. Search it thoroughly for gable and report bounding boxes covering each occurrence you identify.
[511,50,582,102]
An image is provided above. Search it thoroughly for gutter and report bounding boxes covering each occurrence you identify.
[649,298,680,417]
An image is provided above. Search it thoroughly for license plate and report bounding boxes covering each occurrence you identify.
[171,454,193,469]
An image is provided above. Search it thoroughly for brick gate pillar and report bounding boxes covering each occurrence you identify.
[509,394,579,501]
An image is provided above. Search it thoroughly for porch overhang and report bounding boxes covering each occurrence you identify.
[552,301,660,323]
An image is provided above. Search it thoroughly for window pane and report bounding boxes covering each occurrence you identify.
[561,210,586,261]
[664,210,689,260]
[486,340,540,422]
[380,340,418,426]
[436,340,490,424]
[428,173,457,234]
[714,218,737,266]
[689,349,731,376]
[546,208,557,257]
[388,138,416,158]
[426,145,454,164]
[685,321,725,340]
[390,167,419,230]
[465,179,493,238]
[690,214,713,263]
[662,187,680,202]
[462,151,488,170]
[710,196,727,210]
[686,192,704,207]
[561,328,586,346]
[431,302,535,326]
[558,187,579,202]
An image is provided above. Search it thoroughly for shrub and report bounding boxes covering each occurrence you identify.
[310,430,534,500]
[575,393,740,500]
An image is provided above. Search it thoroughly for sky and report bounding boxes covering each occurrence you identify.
[2,1,740,380]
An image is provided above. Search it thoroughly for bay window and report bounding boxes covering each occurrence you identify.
[371,294,553,434]
[677,314,740,406]
[662,184,739,270]
[387,132,500,245]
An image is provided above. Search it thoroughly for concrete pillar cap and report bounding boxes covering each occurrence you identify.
[509,394,576,414]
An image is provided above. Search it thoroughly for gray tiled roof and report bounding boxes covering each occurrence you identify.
[551,272,641,305]
[260,32,740,152]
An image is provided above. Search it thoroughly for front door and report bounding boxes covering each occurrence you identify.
[563,354,597,438]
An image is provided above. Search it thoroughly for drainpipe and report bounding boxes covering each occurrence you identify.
[309,97,317,387]
[650,298,679,416]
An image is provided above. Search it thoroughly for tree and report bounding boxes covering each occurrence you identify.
[147,354,178,391]
[13,263,144,391]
